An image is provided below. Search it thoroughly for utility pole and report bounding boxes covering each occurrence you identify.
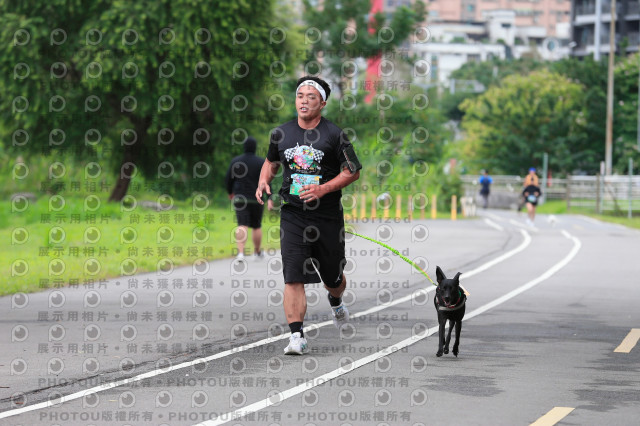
[595,0,602,61]
[605,0,616,176]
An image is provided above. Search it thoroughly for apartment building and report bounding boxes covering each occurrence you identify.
[426,0,572,37]
[570,0,640,58]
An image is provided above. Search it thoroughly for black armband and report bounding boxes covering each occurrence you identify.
[342,144,362,174]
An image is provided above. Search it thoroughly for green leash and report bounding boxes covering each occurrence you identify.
[345,229,437,287]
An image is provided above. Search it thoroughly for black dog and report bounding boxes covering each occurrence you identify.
[434,266,466,357]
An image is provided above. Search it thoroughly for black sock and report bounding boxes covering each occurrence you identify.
[328,293,342,307]
[289,322,304,337]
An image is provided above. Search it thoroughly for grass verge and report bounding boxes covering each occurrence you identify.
[1,197,280,296]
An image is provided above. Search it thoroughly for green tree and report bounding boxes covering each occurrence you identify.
[551,55,640,174]
[322,87,451,201]
[459,69,586,174]
[440,57,545,121]
[301,0,426,98]
[0,0,295,201]
[550,57,608,174]
[611,53,640,172]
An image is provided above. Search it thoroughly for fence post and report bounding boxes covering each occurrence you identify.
[395,194,402,220]
[371,194,377,220]
[431,194,437,219]
[451,195,457,220]
[360,194,366,220]
[408,195,413,221]
[595,173,601,214]
[629,158,634,219]
[566,175,571,212]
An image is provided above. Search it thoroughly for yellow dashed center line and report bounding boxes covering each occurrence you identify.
[614,328,640,353]
[530,407,575,426]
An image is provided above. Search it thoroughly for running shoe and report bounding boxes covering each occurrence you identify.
[331,303,350,329]
[284,332,308,355]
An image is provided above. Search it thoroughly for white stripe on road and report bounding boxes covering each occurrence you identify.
[614,329,640,353]
[483,218,504,231]
[0,228,532,420]
[530,407,575,426]
[464,231,580,322]
[509,219,539,232]
[200,232,581,426]
[460,229,530,281]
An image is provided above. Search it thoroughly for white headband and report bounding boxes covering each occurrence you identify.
[296,80,327,101]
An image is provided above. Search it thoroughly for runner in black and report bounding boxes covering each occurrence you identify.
[256,75,362,355]
[224,136,273,261]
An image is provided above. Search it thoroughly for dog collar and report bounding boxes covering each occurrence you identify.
[437,290,465,311]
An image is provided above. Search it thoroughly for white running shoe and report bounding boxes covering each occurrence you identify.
[253,250,264,261]
[284,332,308,355]
[235,252,245,262]
[331,304,350,328]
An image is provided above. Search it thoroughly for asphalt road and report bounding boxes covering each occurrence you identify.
[1,210,639,425]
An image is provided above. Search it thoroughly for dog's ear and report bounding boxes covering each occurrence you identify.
[453,272,462,284]
[436,266,445,284]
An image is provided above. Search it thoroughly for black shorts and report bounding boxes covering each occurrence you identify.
[280,206,346,287]
[234,201,264,229]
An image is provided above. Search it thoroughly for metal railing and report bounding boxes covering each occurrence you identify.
[461,174,640,215]
[575,1,619,16]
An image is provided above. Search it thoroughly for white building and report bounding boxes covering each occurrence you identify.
[411,10,571,89]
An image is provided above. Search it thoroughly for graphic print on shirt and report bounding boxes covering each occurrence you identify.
[284,143,324,195]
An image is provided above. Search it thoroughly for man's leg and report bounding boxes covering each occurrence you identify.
[283,282,308,355]
[235,225,248,258]
[526,203,535,221]
[252,228,262,255]
[249,204,264,256]
[325,274,346,300]
[284,282,307,323]
[326,274,349,328]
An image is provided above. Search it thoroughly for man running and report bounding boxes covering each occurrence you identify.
[224,136,273,261]
[255,75,361,355]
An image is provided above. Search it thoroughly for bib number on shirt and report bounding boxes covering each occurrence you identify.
[290,173,321,196]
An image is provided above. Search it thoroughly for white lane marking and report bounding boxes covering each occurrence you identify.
[483,212,505,222]
[483,218,504,231]
[530,407,575,426]
[461,229,530,281]
[201,233,581,426]
[614,329,640,353]
[0,229,532,420]
[465,233,581,321]
[578,215,604,225]
[509,219,539,232]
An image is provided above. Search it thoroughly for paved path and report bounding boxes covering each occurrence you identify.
[1,210,639,425]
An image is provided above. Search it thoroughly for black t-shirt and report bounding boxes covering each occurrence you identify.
[266,117,361,218]
[224,153,269,203]
[523,184,541,203]
[523,184,541,196]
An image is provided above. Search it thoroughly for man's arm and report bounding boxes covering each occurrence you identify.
[256,159,280,205]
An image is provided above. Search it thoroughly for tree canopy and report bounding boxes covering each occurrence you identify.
[459,69,586,174]
[302,0,426,97]
[0,0,295,200]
